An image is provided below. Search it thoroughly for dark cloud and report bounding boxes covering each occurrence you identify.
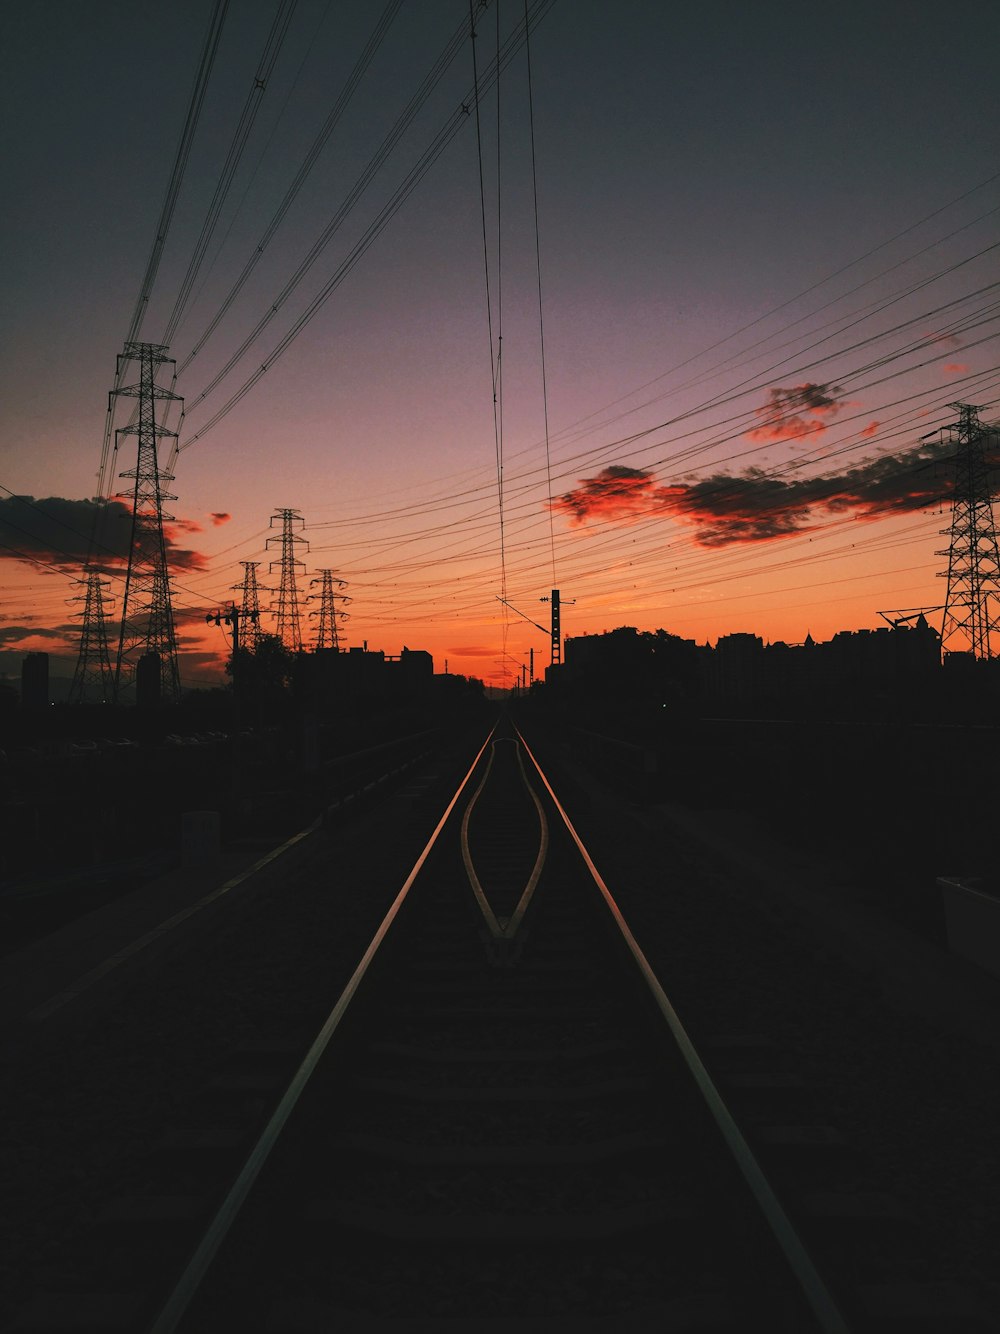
[0,624,69,646]
[0,495,209,573]
[746,382,847,443]
[210,512,232,526]
[550,436,962,547]
[181,647,229,679]
[658,442,954,547]
[448,645,501,657]
[923,331,962,349]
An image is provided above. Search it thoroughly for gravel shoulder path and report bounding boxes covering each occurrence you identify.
[0,730,483,1327]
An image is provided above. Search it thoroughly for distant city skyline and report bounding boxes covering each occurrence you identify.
[2,1,999,688]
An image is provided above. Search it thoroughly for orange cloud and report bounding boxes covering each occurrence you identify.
[210,512,232,526]
[549,465,676,524]
[161,523,210,570]
[943,362,969,374]
[860,421,881,438]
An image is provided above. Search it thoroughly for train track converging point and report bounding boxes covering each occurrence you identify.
[18,715,931,1331]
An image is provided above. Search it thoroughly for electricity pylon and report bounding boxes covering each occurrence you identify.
[267,508,308,651]
[308,569,350,650]
[68,569,114,703]
[231,560,266,650]
[112,341,183,702]
[937,402,1000,658]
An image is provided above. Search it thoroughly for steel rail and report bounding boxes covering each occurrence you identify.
[460,737,549,939]
[148,723,496,1333]
[516,726,854,1334]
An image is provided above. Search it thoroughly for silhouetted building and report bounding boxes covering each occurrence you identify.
[135,651,162,708]
[21,652,49,709]
[386,647,433,680]
[711,633,765,702]
[553,617,951,720]
[562,626,701,711]
[304,643,435,715]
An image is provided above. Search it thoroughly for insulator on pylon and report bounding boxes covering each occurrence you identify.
[308,569,351,651]
[936,403,1000,659]
[266,508,308,651]
[111,341,183,703]
[69,569,115,704]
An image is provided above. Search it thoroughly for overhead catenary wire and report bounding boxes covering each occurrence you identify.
[296,240,1000,551]
[524,0,556,588]
[299,289,1000,558]
[543,170,1000,454]
[469,0,508,665]
[298,370,1000,627]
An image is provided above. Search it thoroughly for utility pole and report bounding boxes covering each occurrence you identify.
[112,341,183,703]
[267,508,308,652]
[206,603,258,696]
[308,569,350,650]
[937,402,1000,658]
[68,570,114,704]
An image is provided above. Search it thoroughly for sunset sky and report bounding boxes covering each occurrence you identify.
[2,0,999,690]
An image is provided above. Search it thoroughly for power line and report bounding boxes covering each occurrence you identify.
[524,0,556,587]
[174,0,557,456]
[161,0,299,347]
[170,0,405,395]
[94,0,230,508]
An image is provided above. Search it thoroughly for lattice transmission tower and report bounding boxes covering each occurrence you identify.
[267,508,308,651]
[112,341,183,702]
[937,402,1000,658]
[68,570,114,703]
[309,569,350,650]
[232,560,267,650]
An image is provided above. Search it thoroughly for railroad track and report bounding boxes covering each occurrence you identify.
[17,716,923,1331]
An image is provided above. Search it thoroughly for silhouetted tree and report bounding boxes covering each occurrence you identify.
[226,634,297,717]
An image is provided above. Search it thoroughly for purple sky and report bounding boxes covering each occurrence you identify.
[2,1,999,686]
